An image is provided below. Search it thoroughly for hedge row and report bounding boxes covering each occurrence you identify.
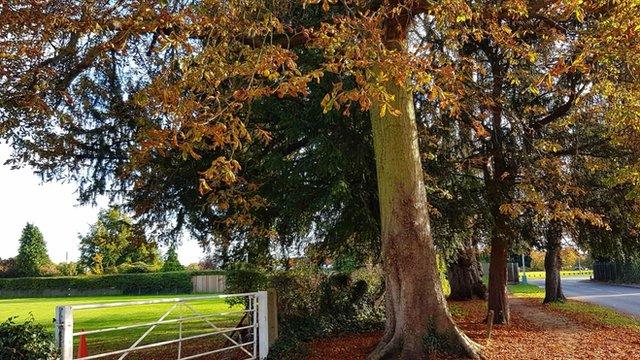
[0,271,224,296]
[593,261,640,283]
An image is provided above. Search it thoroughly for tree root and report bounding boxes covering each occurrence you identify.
[367,325,486,360]
[367,332,403,360]
[453,327,486,360]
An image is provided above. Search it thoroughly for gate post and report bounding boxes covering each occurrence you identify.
[257,291,269,359]
[267,289,278,346]
[257,289,278,358]
[55,306,74,360]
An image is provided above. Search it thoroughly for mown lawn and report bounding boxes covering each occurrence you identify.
[0,294,246,356]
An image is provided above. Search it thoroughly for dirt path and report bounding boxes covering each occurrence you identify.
[307,297,640,359]
[489,297,589,359]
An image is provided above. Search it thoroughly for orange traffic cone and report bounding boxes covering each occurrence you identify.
[77,332,89,358]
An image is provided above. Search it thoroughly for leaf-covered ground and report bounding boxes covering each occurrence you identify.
[307,297,640,359]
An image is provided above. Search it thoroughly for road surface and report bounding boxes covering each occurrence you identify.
[529,277,640,317]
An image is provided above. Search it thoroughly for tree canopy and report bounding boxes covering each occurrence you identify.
[2,0,640,358]
[78,208,159,274]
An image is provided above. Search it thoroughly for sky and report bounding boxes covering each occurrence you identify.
[0,143,204,265]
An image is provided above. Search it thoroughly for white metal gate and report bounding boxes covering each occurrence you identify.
[55,292,271,360]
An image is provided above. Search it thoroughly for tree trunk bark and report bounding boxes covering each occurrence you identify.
[544,222,566,303]
[448,237,486,301]
[365,24,483,355]
[484,163,511,325]
[367,77,481,359]
[487,232,510,324]
[364,11,481,360]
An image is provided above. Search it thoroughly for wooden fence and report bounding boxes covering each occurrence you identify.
[592,261,640,283]
[507,263,519,284]
[192,274,226,293]
[479,262,519,284]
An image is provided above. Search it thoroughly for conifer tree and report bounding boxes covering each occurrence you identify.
[162,246,184,272]
[15,223,50,277]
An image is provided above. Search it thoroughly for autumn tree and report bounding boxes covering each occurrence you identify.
[572,149,640,263]
[3,0,640,356]
[0,0,488,357]
[412,0,640,321]
[0,257,18,278]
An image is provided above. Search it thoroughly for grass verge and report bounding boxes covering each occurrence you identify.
[508,281,640,331]
[549,301,640,330]
[508,283,545,298]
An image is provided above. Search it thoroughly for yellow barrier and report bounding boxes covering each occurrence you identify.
[524,270,593,279]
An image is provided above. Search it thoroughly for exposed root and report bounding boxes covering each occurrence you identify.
[367,333,403,360]
[453,328,486,360]
[367,323,485,360]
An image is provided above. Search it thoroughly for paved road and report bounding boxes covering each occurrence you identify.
[529,277,640,317]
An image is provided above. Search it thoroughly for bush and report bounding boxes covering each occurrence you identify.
[0,316,57,360]
[224,264,268,307]
[56,262,78,277]
[266,335,309,360]
[319,273,367,315]
[0,271,194,296]
[270,269,321,318]
[269,265,384,352]
[38,263,61,277]
[0,258,17,278]
[116,262,159,274]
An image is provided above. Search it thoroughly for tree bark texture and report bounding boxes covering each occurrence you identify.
[485,160,512,325]
[366,25,482,358]
[487,231,510,324]
[368,77,481,359]
[448,236,487,301]
[544,222,566,303]
[484,50,513,325]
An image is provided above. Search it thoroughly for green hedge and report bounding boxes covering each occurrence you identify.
[594,261,640,283]
[0,272,197,296]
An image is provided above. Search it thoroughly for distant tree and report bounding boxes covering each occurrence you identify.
[560,248,582,271]
[15,224,50,277]
[185,263,201,272]
[198,255,220,271]
[0,258,17,278]
[529,251,545,272]
[56,262,78,277]
[161,246,184,272]
[79,208,159,274]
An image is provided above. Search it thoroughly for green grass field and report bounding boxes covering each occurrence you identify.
[0,294,246,356]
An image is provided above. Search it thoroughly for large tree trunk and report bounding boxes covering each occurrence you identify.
[484,163,511,324]
[448,235,487,301]
[483,50,513,324]
[487,232,510,324]
[367,23,481,358]
[544,222,566,303]
[368,77,481,359]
